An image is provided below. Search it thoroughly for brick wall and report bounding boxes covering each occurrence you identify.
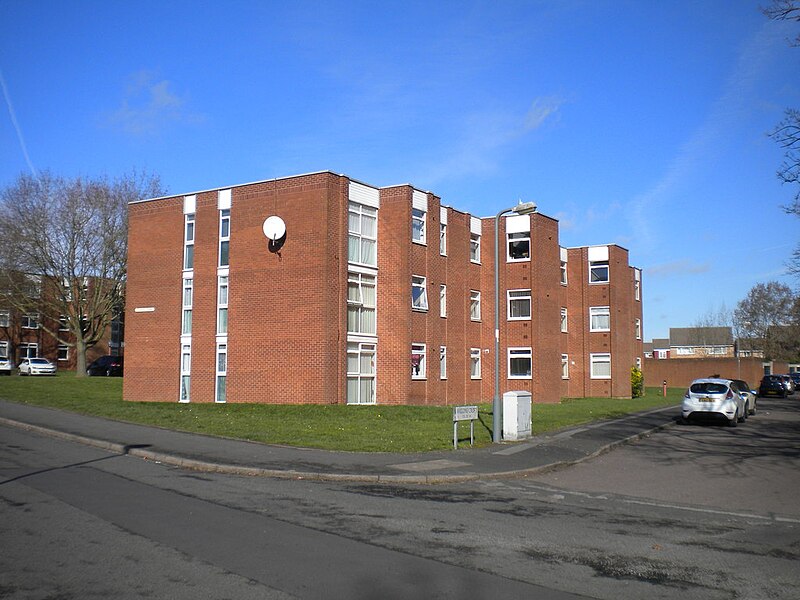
[643,357,789,390]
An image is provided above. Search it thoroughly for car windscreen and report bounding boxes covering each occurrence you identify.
[690,382,728,394]
[30,359,49,364]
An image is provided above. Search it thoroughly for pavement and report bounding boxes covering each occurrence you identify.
[0,400,680,484]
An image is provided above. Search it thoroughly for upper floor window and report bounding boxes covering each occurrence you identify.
[560,261,568,285]
[507,232,530,261]
[347,272,377,335]
[21,313,39,329]
[590,306,610,332]
[411,343,426,379]
[470,233,481,263]
[470,290,481,321]
[59,315,69,331]
[470,348,482,379]
[561,354,570,379]
[219,209,230,267]
[0,309,9,328]
[439,222,447,255]
[508,289,531,320]
[411,276,428,311]
[634,269,641,301]
[440,284,447,318]
[589,260,609,283]
[560,307,568,332]
[217,275,229,335]
[348,202,377,266]
[184,213,195,270]
[635,318,641,340]
[412,208,426,244]
[182,278,193,335]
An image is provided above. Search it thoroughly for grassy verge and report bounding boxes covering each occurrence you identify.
[0,374,682,452]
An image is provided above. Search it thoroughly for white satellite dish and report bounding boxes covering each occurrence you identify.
[262,216,286,241]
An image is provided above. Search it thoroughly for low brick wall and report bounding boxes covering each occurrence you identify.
[643,357,790,390]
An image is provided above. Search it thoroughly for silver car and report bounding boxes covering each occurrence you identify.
[682,378,747,427]
[18,357,57,376]
[0,356,12,375]
[731,379,757,416]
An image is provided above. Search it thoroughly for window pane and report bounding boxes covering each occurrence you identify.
[184,245,194,270]
[182,309,192,334]
[348,212,360,234]
[181,376,190,401]
[217,308,228,334]
[347,353,359,374]
[510,357,531,377]
[347,377,359,403]
[360,351,374,375]
[361,239,376,265]
[360,378,374,404]
[360,308,376,334]
[216,376,226,403]
[348,235,360,262]
[348,281,360,303]
[219,240,230,266]
[362,214,376,238]
[217,351,227,372]
[347,306,359,332]
[362,281,376,307]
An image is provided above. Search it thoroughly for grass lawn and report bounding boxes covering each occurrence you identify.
[0,374,682,452]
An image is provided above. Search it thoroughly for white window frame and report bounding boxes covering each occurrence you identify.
[347,342,376,405]
[0,309,9,328]
[560,261,568,286]
[634,269,641,301]
[217,275,229,335]
[470,233,481,263]
[182,278,193,335]
[589,260,609,284]
[215,343,227,403]
[183,213,195,271]
[411,275,428,311]
[411,343,426,380]
[439,222,447,256]
[412,208,426,244]
[635,318,641,340]
[18,343,38,359]
[507,289,531,321]
[219,208,230,267]
[560,307,568,332]
[0,341,7,359]
[470,348,481,380]
[507,231,531,262]
[347,272,377,335]
[470,290,481,321]
[590,353,611,379]
[589,306,610,332]
[57,344,69,362]
[348,202,377,267]
[508,347,532,379]
[561,354,570,379]
[59,315,69,331]
[440,284,447,318]
[440,346,447,380]
[636,356,642,369]
[180,343,192,402]
[21,313,39,329]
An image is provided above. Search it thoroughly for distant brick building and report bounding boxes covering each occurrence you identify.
[123,171,643,405]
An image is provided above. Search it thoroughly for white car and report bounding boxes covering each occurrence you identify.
[18,357,57,376]
[682,378,746,427]
[0,356,12,375]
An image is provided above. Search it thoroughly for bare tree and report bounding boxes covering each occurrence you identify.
[762,0,800,45]
[0,171,164,375]
[733,281,800,360]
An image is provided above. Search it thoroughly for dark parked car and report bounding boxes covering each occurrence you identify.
[791,373,800,387]
[87,355,123,377]
[759,375,787,398]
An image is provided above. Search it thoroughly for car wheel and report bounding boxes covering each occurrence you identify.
[750,401,757,416]
[738,406,747,423]
[728,409,738,427]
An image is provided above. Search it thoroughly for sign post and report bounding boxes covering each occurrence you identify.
[453,405,478,449]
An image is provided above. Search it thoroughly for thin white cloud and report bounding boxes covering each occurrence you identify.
[106,70,204,136]
[525,96,564,131]
[647,259,710,278]
[0,69,37,177]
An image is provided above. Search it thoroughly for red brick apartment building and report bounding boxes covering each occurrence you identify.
[123,172,643,405]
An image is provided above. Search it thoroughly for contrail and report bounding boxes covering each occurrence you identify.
[0,69,38,178]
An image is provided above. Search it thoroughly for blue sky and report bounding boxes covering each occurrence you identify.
[1,0,798,340]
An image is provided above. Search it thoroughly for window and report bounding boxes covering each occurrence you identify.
[0,341,7,359]
[561,354,570,379]
[636,357,642,369]
[470,348,481,379]
[217,276,229,335]
[184,214,195,270]
[180,343,191,402]
[411,276,428,311]
[57,345,69,362]
[347,342,376,404]
[470,233,481,263]
[590,260,609,283]
[656,350,668,359]
[635,318,641,340]
[440,346,447,379]
[411,344,426,379]
[560,308,568,332]
[59,315,69,331]
[590,306,610,332]
[0,309,10,328]
[219,209,230,267]
[21,313,39,329]
[590,353,611,379]
[674,347,694,356]
[182,279,193,335]
[216,343,227,403]
[560,261,568,285]
[18,343,37,359]
[24,275,41,299]
[507,232,530,261]
[412,208,426,244]
[348,202,377,266]
[440,284,447,318]
[508,289,531,320]
[634,269,641,301]
[508,348,532,379]
[347,272,376,335]
[470,290,481,321]
[439,222,447,255]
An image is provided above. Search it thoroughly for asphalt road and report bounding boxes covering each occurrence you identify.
[2,396,799,599]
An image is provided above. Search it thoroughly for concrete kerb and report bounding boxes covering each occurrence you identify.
[0,415,678,485]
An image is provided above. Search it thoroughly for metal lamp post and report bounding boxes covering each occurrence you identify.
[493,201,538,443]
